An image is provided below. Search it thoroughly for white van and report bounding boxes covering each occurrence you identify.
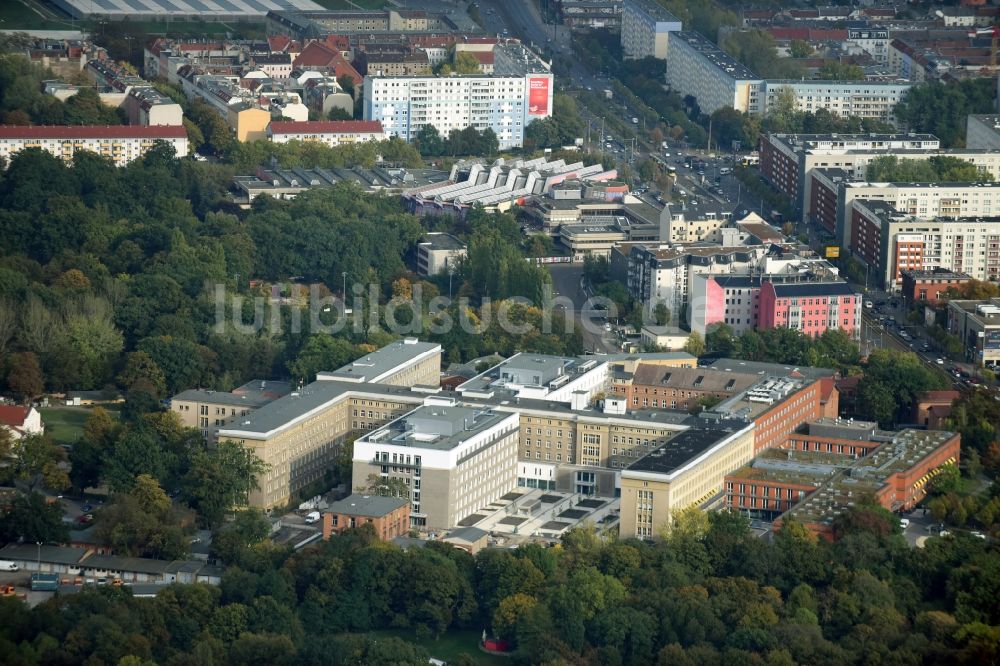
[0,560,19,571]
[304,511,321,524]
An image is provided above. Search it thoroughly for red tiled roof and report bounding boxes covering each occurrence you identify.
[469,51,494,64]
[268,35,291,52]
[0,125,187,139]
[268,120,384,135]
[920,390,961,402]
[294,42,340,67]
[0,405,28,428]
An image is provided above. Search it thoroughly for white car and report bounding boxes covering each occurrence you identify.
[936,358,945,365]
[864,300,873,309]
[971,530,986,540]
[899,518,910,529]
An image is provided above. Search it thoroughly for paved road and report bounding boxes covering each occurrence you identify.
[547,264,618,354]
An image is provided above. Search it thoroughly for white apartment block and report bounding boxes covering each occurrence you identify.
[621,0,682,59]
[761,80,913,125]
[837,180,1000,247]
[850,198,1000,289]
[846,28,890,65]
[352,404,520,529]
[267,120,386,147]
[665,31,763,114]
[0,125,188,167]
[363,72,553,150]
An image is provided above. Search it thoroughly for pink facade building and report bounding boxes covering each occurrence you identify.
[757,282,862,338]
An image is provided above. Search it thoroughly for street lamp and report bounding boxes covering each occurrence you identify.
[341,271,347,300]
[36,541,41,571]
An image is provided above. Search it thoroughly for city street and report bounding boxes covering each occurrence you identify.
[547,264,619,354]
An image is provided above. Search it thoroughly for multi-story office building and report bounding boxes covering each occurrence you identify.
[609,364,759,412]
[416,233,467,276]
[171,380,291,442]
[664,31,763,114]
[620,418,756,538]
[352,404,520,529]
[760,80,913,126]
[363,70,553,150]
[316,338,441,386]
[0,125,188,167]
[845,198,1000,289]
[621,0,682,59]
[765,425,960,540]
[266,120,386,147]
[457,353,609,408]
[948,298,1000,367]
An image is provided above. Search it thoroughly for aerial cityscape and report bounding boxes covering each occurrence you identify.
[0,0,998,663]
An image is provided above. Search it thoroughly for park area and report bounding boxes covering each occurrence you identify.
[371,629,507,665]
[39,406,118,446]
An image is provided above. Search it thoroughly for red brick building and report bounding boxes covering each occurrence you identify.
[321,495,410,541]
[758,424,962,541]
[609,365,758,412]
[900,269,972,305]
[913,390,960,429]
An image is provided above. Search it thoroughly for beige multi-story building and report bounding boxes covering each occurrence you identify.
[219,382,422,510]
[352,403,520,529]
[316,338,441,386]
[266,120,386,148]
[621,0,682,59]
[171,380,290,442]
[620,419,756,538]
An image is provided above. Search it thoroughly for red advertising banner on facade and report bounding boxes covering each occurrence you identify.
[528,77,549,116]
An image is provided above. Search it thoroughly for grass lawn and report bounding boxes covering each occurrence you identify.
[39,406,118,446]
[371,628,508,665]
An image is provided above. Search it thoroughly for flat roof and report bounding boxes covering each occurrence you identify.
[318,338,440,383]
[360,405,512,452]
[171,389,274,408]
[58,0,324,19]
[327,494,408,518]
[769,281,856,298]
[626,420,750,476]
[671,31,760,80]
[0,124,187,139]
[708,358,836,380]
[420,233,466,250]
[0,544,87,565]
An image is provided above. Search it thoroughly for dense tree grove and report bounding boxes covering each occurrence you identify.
[865,155,994,183]
[895,78,997,147]
[1,511,998,664]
